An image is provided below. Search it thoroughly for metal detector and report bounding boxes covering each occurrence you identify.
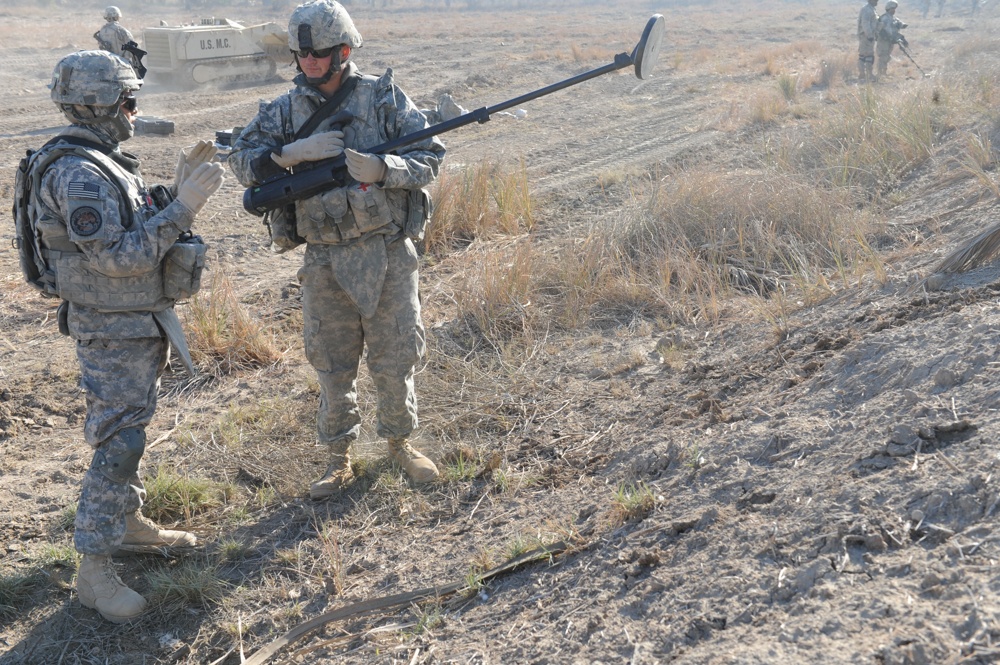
[898,43,928,77]
[243,15,667,216]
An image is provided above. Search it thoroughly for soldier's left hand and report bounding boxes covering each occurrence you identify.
[174,140,219,191]
[344,149,388,183]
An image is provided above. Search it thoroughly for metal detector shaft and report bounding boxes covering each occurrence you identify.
[243,15,665,216]
[898,43,927,77]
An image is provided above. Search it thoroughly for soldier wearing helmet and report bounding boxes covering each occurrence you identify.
[94,6,141,72]
[857,0,879,82]
[229,0,446,499]
[876,0,909,78]
[22,50,225,623]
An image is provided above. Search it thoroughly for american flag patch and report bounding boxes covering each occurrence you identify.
[68,181,101,200]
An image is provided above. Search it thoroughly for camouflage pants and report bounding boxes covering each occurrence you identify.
[299,236,425,445]
[73,336,167,555]
[876,41,895,76]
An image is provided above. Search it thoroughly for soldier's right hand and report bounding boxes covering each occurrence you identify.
[177,162,226,215]
[271,131,345,169]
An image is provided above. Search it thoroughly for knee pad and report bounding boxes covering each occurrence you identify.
[91,427,146,484]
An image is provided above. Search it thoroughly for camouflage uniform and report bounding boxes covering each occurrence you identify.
[95,20,141,72]
[33,126,195,554]
[858,0,879,81]
[876,8,907,77]
[228,61,444,452]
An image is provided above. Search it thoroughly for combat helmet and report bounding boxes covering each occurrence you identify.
[288,0,363,52]
[103,6,122,21]
[50,50,142,142]
[885,0,898,9]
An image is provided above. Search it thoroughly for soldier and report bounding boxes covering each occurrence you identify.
[877,0,909,78]
[228,0,445,499]
[23,50,225,622]
[94,7,141,72]
[858,0,879,82]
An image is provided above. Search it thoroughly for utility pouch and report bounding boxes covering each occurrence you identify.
[265,204,305,253]
[404,188,432,243]
[148,184,174,211]
[345,183,393,236]
[163,234,208,300]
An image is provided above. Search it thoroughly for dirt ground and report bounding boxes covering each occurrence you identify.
[2,0,1000,663]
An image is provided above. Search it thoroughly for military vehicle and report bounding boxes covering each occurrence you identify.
[142,18,293,86]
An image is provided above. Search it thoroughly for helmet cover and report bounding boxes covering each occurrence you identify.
[50,50,141,107]
[104,6,122,21]
[288,0,362,52]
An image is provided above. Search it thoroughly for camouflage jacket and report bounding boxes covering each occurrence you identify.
[876,13,906,44]
[34,125,195,339]
[94,22,140,69]
[228,62,445,247]
[858,4,878,39]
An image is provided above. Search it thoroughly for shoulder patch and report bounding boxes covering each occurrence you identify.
[68,180,102,201]
[70,206,103,237]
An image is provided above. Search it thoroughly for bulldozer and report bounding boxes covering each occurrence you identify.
[142,18,293,86]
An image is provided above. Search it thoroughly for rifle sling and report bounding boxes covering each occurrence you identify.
[294,68,360,140]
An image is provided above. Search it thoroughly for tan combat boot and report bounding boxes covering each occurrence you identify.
[387,438,439,483]
[117,512,197,554]
[310,448,355,500]
[76,554,147,623]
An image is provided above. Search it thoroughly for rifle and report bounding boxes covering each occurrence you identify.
[123,40,148,79]
[242,14,665,216]
[897,42,927,77]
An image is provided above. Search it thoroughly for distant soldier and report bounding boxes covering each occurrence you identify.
[876,0,909,78]
[936,0,945,17]
[20,50,225,623]
[94,6,142,72]
[919,0,931,18]
[858,0,879,82]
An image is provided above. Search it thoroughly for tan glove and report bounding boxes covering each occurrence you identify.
[174,139,218,191]
[271,131,345,169]
[176,162,225,215]
[344,148,388,183]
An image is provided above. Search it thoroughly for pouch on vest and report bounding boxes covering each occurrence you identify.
[404,188,432,243]
[163,234,208,300]
[345,184,394,238]
[265,204,305,253]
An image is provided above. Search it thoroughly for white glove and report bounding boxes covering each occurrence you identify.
[177,162,225,215]
[271,131,345,169]
[344,148,388,183]
[174,139,218,191]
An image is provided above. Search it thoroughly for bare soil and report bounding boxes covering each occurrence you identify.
[2,1,1000,664]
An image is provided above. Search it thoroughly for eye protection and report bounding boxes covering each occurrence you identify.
[295,46,335,59]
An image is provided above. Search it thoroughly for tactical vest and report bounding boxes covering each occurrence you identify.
[13,139,201,311]
[293,74,408,246]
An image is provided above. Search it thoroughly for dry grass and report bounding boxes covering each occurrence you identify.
[183,268,284,375]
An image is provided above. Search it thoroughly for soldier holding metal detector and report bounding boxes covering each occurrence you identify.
[877,0,909,78]
[228,0,445,498]
[229,0,665,500]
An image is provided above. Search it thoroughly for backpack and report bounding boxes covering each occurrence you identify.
[12,147,58,297]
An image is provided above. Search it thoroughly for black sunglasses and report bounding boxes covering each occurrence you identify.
[120,95,138,113]
[295,46,335,59]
